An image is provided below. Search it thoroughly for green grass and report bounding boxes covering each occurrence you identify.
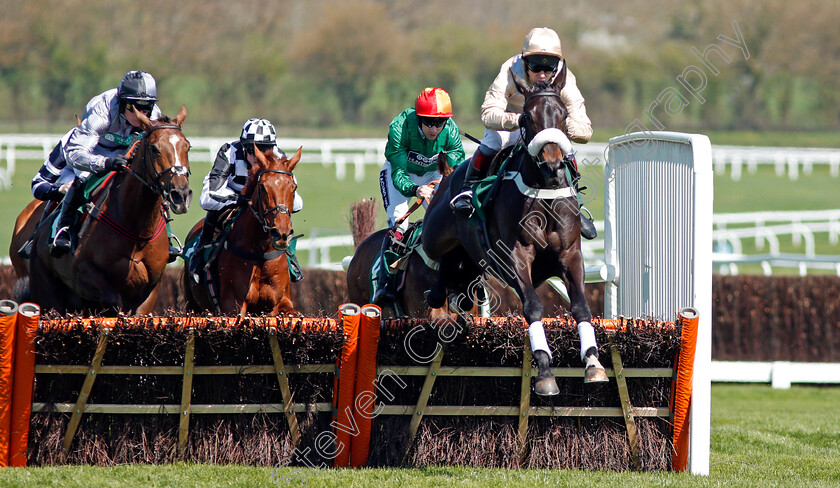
[0,385,836,487]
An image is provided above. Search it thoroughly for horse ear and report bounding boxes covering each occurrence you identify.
[134,108,154,130]
[253,143,269,168]
[173,105,187,127]
[552,61,567,92]
[285,146,303,172]
[510,67,530,95]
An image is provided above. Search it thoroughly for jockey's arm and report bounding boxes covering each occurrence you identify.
[384,120,422,198]
[64,103,113,174]
[480,56,523,131]
[199,144,237,211]
[442,123,467,167]
[560,68,593,143]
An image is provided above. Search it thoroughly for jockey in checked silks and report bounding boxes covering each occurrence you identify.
[189,118,304,283]
[449,27,597,240]
[370,87,466,306]
[20,70,181,261]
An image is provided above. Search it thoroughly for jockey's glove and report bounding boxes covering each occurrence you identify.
[236,193,249,207]
[105,155,128,171]
[46,187,65,202]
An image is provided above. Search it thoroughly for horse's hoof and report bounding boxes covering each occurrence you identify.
[584,355,609,383]
[534,376,559,396]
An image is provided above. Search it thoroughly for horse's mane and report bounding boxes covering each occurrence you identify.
[154,114,174,124]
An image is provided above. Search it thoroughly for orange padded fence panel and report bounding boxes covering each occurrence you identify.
[0,300,19,467]
[10,303,40,467]
[350,305,381,467]
[672,307,700,472]
[333,303,361,468]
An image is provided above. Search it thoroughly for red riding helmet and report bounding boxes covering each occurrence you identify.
[415,87,453,118]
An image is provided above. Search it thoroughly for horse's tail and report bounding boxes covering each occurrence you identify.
[349,198,378,249]
[13,276,31,303]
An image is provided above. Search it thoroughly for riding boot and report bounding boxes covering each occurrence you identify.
[572,173,597,241]
[189,211,219,280]
[49,179,85,256]
[370,234,396,306]
[287,244,304,283]
[450,147,495,219]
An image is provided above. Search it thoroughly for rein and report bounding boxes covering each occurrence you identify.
[83,124,186,245]
[393,180,439,229]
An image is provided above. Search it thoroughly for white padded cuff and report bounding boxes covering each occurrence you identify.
[528,321,551,360]
[577,321,597,362]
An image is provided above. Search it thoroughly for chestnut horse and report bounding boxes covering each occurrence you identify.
[183,146,302,316]
[15,106,191,315]
[421,65,608,395]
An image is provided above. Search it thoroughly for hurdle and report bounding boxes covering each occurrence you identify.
[599,131,713,474]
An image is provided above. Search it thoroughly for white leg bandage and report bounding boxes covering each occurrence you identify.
[528,321,552,360]
[577,321,597,362]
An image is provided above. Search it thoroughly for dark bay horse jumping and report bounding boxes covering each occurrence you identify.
[183,146,302,317]
[421,67,608,395]
[16,106,191,315]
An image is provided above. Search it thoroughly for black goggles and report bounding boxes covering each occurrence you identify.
[244,142,274,155]
[127,102,154,115]
[419,116,446,128]
[525,62,557,74]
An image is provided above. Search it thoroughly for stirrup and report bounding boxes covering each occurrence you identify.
[579,206,597,240]
[168,246,181,264]
[450,190,475,218]
[50,227,72,254]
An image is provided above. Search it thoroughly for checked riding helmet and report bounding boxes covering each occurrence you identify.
[118,70,157,114]
[521,27,563,74]
[415,87,453,128]
[240,118,277,153]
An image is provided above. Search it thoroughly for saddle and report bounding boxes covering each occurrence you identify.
[368,220,438,300]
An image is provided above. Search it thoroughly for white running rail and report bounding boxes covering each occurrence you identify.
[3,134,839,188]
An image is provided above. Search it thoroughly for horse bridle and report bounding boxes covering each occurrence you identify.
[247,169,296,235]
[127,125,190,199]
[518,90,571,186]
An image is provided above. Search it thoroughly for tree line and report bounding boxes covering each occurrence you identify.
[1,0,837,136]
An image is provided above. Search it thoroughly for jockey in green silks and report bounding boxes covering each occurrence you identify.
[371,87,466,306]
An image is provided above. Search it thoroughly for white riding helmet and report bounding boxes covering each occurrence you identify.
[521,27,563,59]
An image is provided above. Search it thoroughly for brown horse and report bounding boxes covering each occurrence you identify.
[183,146,302,317]
[15,106,191,315]
[422,65,608,394]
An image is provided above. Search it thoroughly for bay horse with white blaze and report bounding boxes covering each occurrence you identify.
[183,146,302,317]
[421,65,607,395]
[14,106,191,315]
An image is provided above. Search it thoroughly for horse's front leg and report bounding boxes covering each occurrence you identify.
[562,249,608,383]
[504,249,559,397]
[76,262,123,312]
[134,283,160,316]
